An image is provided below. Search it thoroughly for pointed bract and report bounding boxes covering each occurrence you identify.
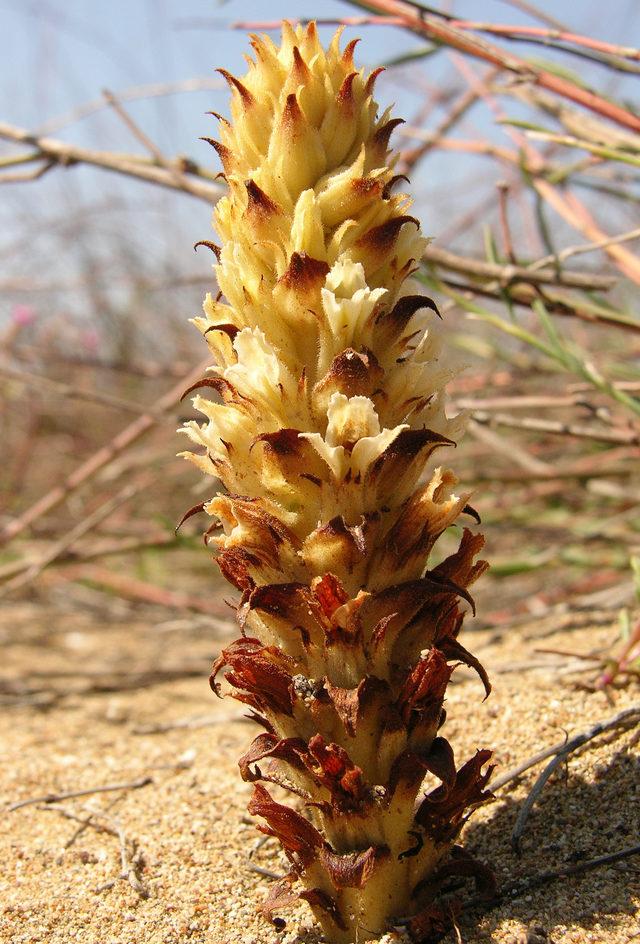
[184,21,492,943]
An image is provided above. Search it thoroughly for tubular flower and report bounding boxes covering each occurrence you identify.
[181,22,493,943]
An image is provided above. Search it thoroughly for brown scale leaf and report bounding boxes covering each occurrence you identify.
[355,215,419,264]
[203,322,240,341]
[314,348,384,401]
[368,428,455,485]
[337,72,357,108]
[319,844,390,890]
[245,178,281,217]
[180,375,249,407]
[210,637,295,716]
[406,902,455,944]
[372,117,405,153]
[312,573,348,619]
[175,500,208,532]
[307,734,367,808]
[376,294,441,338]
[303,514,373,577]
[238,732,309,782]
[428,845,497,901]
[258,875,300,920]
[397,647,454,727]
[200,136,235,174]
[248,784,323,865]
[433,528,489,589]
[278,251,330,296]
[438,635,491,700]
[323,675,390,737]
[216,68,255,107]
[298,889,347,932]
[389,735,456,797]
[216,546,260,591]
[415,749,495,841]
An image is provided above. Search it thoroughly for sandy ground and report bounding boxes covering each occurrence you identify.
[1,592,639,944]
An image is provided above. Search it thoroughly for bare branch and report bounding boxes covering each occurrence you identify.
[7,776,153,813]
[0,121,220,202]
[0,358,210,546]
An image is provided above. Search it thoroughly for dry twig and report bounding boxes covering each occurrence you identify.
[7,775,153,812]
[0,358,210,546]
[499,705,640,852]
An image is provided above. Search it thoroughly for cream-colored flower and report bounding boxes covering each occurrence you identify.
[182,22,491,944]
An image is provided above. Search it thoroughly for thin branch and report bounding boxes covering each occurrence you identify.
[0,121,220,202]
[0,358,210,546]
[511,706,640,852]
[471,410,640,446]
[57,563,230,617]
[464,843,640,913]
[0,476,151,595]
[438,278,640,334]
[102,88,203,200]
[131,713,244,735]
[0,533,178,582]
[7,775,153,812]
[491,705,640,792]
[496,181,516,264]
[528,226,640,271]
[0,159,56,184]
[448,19,640,73]
[400,77,491,170]
[0,364,163,416]
[37,77,224,135]
[423,245,615,290]
[345,0,640,132]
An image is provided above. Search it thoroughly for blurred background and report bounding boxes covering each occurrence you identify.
[1,0,639,704]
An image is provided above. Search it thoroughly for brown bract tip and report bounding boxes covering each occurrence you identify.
[253,428,302,456]
[351,176,383,199]
[378,294,441,334]
[316,348,384,400]
[214,637,296,716]
[245,179,281,217]
[313,572,348,618]
[216,68,255,107]
[180,375,241,404]
[356,215,419,254]
[373,117,405,151]
[368,427,454,480]
[365,66,385,95]
[320,844,389,890]
[203,322,240,340]
[278,252,330,295]
[397,647,454,726]
[415,749,495,840]
[324,676,389,737]
[200,136,234,173]
[193,239,221,260]
[337,72,357,108]
[281,92,304,130]
[292,45,310,81]
[382,174,410,199]
[175,500,208,533]
[248,783,323,862]
[307,735,367,808]
[341,37,360,68]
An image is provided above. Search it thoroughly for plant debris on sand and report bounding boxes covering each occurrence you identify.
[1,596,638,944]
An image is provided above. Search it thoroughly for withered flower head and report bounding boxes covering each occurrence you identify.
[182,22,492,943]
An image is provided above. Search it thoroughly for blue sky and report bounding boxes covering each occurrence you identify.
[0,0,637,344]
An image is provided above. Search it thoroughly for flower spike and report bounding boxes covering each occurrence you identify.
[182,22,492,943]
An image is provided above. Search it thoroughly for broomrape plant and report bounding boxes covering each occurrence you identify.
[181,22,493,943]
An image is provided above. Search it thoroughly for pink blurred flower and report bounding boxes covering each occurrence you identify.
[12,304,36,326]
[81,329,100,353]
